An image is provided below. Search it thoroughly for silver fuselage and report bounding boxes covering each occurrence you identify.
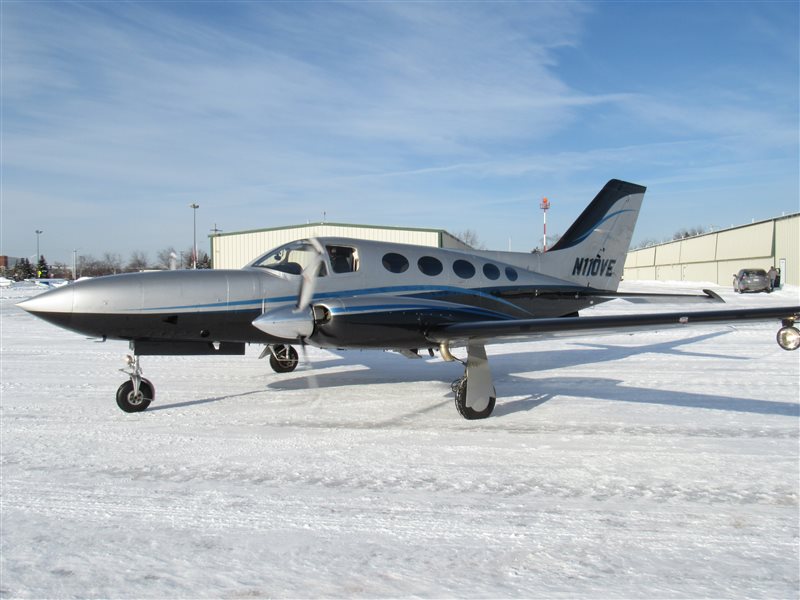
[18,237,603,350]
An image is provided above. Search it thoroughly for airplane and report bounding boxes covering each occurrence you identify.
[18,179,800,419]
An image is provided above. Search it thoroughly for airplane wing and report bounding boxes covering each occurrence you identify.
[426,305,800,344]
[495,288,725,305]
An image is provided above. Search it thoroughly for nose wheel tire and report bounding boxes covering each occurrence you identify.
[269,344,299,373]
[116,378,154,413]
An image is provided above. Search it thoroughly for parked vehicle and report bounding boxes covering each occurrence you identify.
[733,268,771,293]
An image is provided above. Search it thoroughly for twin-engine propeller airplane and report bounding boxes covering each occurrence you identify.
[19,180,800,418]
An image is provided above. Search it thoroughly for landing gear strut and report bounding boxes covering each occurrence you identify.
[116,354,154,413]
[268,344,299,373]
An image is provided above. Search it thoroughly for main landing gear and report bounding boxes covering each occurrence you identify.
[267,344,299,373]
[452,376,496,420]
[117,354,154,413]
[442,340,497,420]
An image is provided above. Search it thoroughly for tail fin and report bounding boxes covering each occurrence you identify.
[543,179,646,291]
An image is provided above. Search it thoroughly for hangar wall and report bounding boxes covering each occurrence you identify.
[211,222,470,269]
[624,213,800,287]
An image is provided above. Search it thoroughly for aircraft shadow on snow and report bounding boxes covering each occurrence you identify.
[258,330,798,419]
[146,389,266,413]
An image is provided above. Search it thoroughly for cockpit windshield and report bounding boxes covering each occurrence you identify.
[251,241,327,277]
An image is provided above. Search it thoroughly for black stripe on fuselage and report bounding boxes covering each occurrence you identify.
[40,287,602,349]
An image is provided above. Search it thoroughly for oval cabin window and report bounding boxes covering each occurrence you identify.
[382,253,410,274]
[483,263,500,280]
[453,259,476,279]
[418,256,443,276]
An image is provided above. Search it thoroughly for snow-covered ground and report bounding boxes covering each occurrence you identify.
[1,281,798,599]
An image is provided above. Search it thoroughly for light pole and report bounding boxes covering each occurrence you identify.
[189,203,199,269]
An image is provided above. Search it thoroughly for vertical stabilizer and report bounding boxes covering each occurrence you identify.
[542,179,646,291]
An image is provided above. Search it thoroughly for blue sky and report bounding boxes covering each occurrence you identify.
[2,1,798,265]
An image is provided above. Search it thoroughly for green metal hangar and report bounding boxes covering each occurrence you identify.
[624,213,799,287]
[210,222,471,270]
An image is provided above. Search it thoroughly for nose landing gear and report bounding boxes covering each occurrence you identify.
[116,354,154,413]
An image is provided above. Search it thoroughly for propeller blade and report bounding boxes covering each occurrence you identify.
[296,238,325,313]
[298,338,319,394]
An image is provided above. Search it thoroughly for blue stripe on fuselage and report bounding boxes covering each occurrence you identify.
[133,284,547,314]
[328,302,516,321]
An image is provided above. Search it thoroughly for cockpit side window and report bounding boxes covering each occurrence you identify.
[327,245,359,274]
[252,241,327,277]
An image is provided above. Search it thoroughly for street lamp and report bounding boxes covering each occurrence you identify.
[189,203,200,269]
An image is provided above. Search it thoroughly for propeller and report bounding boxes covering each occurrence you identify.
[252,239,325,395]
[252,238,325,341]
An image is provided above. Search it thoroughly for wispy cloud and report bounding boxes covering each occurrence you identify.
[1,1,797,259]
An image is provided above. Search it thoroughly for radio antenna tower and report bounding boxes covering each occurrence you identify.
[540,197,550,252]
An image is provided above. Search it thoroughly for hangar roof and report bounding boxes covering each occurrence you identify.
[212,221,461,239]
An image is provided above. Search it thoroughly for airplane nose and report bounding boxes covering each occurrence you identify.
[17,285,75,315]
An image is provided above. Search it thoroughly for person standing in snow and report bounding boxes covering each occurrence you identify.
[768,266,778,291]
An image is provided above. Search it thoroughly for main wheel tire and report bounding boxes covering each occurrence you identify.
[116,378,154,413]
[454,379,496,420]
[269,345,299,373]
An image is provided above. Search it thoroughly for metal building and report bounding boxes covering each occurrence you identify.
[624,213,799,287]
[211,222,471,270]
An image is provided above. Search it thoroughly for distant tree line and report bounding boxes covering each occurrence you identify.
[2,247,211,281]
[632,225,710,250]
